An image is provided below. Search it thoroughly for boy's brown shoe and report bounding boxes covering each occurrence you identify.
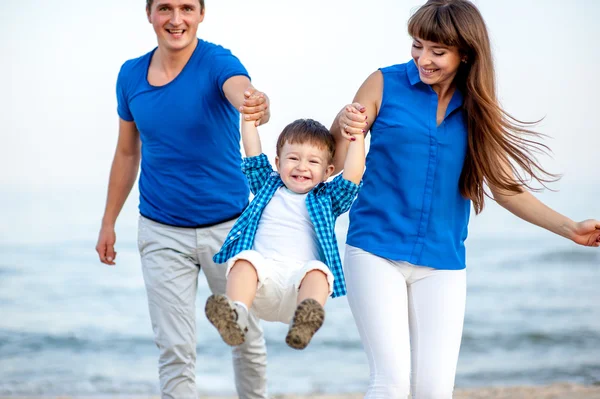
[205,294,247,346]
[285,298,325,350]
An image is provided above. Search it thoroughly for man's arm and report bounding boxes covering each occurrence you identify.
[223,75,270,126]
[95,119,141,265]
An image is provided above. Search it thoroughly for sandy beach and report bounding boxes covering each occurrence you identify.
[269,384,600,399]
[4,383,600,399]
[265,383,600,399]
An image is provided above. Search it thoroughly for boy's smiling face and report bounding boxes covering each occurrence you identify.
[276,141,335,194]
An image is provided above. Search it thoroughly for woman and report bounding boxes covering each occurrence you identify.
[331,0,600,398]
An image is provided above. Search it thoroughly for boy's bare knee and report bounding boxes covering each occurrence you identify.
[229,259,259,278]
[305,269,328,280]
[299,269,328,288]
[297,269,330,306]
[231,259,253,271]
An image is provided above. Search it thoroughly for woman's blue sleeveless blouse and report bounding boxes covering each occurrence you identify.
[347,61,471,270]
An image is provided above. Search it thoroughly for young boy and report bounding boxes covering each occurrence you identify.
[205,113,365,350]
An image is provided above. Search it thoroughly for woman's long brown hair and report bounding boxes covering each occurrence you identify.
[408,0,559,214]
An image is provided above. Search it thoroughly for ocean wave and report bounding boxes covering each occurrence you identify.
[459,364,600,387]
[533,249,600,264]
[0,377,157,396]
[461,329,600,353]
[0,329,154,359]
[502,248,600,268]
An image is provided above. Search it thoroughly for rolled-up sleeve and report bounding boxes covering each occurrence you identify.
[326,175,362,217]
[242,153,274,195]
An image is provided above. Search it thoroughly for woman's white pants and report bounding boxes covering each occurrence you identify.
[344,245,467,399]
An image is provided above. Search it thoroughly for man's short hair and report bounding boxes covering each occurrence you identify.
[146,0,205,11]
[276,119,335,164]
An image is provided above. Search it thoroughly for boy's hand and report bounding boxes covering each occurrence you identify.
[347,132,364,142]
[338,103,368,141]
[240,88,270,126]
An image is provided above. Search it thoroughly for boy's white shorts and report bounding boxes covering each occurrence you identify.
[226,250,334,324]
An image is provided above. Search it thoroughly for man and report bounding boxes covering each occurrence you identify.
[95,1,269,398]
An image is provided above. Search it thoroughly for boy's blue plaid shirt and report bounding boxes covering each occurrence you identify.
[213,153,361,298]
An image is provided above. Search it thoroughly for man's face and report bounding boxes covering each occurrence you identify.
[147,0,204,53]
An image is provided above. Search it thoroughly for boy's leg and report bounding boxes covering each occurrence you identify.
[227,259,259,308]
[138,216,201,399]
[205,259,258,346]
[196,223,267,399]
[297,269,329,305]
[286,263,333,350]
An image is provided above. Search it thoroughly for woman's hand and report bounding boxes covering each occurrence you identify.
[570,219,600,247]
[338,102,369,141]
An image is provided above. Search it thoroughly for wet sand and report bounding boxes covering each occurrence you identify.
[269,383,599,399]
[4,382,600,399]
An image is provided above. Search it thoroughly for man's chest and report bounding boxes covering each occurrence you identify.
[128,82,224,142]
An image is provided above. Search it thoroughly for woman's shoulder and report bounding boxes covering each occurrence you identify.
[378,60,413,76]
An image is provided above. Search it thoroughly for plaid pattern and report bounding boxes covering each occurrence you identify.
[213,153,361,298]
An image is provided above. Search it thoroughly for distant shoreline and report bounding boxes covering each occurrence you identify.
[3,382,600,399]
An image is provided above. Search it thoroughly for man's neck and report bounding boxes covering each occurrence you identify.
[154,38,198,78]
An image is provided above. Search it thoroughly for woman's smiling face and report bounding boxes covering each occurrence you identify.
[411,37,462,90]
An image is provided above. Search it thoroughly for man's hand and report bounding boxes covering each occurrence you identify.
[240,88,270,126]
[96,225,117,265]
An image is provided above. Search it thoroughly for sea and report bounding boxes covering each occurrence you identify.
[1,182,599,396]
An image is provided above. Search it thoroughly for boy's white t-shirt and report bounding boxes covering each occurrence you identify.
[253,187,323,262]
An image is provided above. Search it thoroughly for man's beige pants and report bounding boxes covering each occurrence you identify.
[138,215,267,399]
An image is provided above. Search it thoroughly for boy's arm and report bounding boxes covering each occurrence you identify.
[241,118,262,157]
[341,134,365,185]
[240,118,273,195]
[326,134,365,217]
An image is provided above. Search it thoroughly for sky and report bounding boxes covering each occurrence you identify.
[1,0,599,192]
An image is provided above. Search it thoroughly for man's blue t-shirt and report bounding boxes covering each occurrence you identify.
[116,39,250,227]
